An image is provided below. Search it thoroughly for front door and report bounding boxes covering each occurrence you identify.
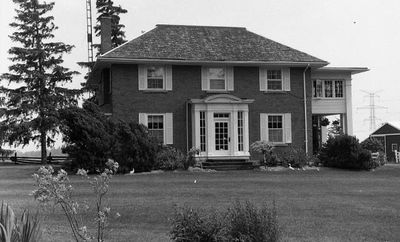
[214,113,230,155]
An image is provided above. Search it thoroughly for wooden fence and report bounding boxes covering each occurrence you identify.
[0,153,73,165]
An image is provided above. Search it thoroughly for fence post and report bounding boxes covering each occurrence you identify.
[14,153,17,164]
[47,152,52,164]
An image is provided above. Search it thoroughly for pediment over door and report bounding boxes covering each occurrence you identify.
[190,94,254,104]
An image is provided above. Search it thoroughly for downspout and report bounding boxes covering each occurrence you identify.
[303,64,310,155]
[186,101,189,153]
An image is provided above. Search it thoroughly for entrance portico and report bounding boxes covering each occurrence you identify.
[190,94,254,160]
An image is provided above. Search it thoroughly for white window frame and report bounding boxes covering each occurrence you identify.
[207,67,227,91]
[146,65,165,90]
[266,69,283,91]
[267,114,285,144]
[147,114,165,144]
[313,79,345,99]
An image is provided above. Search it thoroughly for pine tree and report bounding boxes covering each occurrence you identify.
[93,0,128,52]
[1,0,80,163]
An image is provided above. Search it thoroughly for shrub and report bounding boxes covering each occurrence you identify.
[361,137,384,153]
[170,207,224,242]
[60,102,158,173]
[225,201,280,242]
[111,121,158,173]
[154,146,186,171]
[251,141,274,166]
[278,147,307,168]
[185,147,200,169]
[170,201,281,242]
[318,134,373,170]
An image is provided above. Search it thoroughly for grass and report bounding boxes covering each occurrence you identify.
[1,165,400,241]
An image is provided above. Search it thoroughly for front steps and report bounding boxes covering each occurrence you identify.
[201,160,255,171]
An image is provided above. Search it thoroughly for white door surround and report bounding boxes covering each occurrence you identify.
[190,94,254,160]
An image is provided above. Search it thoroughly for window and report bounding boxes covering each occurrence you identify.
[335,81,343,97]
[238,111,244,151]
[267,70,282,90]
[208,68,226,90]
[260,113,291,144]
[268,115,283,142]
[200,111,206,152]
[147,66,164,89]
[147,115,164,143]
[313,80,322,97]
[392,143,398,152]
[313,80,344,98]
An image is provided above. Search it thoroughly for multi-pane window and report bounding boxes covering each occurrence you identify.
[268,115,283,142]
[334,81,343,97]
[200,111,206,152]
[147,66,164,89]
[313,80,323,97]
[392,143,398,152]
[209,68,226,90]
[324,80,333,98]
[147,115,164,143]
[238,111,244,151]
[267,70,282,90]
[313,80,344,98]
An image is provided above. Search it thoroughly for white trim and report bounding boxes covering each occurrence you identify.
[138,65,172,91]
[371,133,400,137]
[202,66,233,91]
[260,113,292,144]
[97,57,329,67]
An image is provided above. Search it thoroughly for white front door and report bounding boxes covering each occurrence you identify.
[214,113,230,155]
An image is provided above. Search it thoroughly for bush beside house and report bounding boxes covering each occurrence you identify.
[60,102,158,173]
[318,134,380,170]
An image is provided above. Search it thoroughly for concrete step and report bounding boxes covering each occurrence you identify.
[201,160,254,171]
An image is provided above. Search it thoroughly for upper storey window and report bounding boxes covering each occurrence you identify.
[313,80,344,98]
[138,65,172,91]
[201,66,234,92]
[147,66,164,89]
[259,67,290,92]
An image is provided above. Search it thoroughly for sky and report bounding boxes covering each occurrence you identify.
[1,0,400,150]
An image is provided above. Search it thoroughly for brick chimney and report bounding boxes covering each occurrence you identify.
[100,16,112,54]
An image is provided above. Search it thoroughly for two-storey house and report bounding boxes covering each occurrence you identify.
[92,18,368,164]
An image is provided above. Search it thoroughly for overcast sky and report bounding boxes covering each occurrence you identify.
[1,0,400,150]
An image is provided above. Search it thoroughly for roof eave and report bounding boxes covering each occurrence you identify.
[95,57,329,68]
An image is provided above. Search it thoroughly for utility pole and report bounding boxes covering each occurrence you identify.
[357,90,387,132]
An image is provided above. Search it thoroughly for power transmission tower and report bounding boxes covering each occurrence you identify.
[357,90,387,132]
[85,0,94,63]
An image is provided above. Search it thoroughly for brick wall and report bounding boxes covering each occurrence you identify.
[110,64,313,155]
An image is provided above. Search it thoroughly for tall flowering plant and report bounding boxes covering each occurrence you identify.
[32,159,119,242]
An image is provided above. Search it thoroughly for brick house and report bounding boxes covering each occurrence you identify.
[369,123,400,162]
[92,19,368,164]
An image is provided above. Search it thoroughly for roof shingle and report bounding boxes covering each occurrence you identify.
[99,24,327,64]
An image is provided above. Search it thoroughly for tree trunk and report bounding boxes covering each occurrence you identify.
[41,130,47,164]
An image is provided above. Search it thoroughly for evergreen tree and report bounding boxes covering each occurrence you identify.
[1,0,80,163]
[93,0,128,52]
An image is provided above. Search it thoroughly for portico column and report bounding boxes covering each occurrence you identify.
[345,79,353,135]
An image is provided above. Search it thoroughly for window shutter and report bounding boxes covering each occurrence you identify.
[226,67,234,91]
[165,65,173,91]
[138,65,146,90]
[260,113,268,141]
[201,67,208,91]
[284,113,292,143]
[165,113,173,144]
[282,68,291,91]
[259,67,267,91]
[138,113,147,126]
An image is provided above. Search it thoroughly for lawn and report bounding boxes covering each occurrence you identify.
[1,164,400,242]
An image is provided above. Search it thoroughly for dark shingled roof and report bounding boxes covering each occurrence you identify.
[100,24,327,63]
[371,123,400,135]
